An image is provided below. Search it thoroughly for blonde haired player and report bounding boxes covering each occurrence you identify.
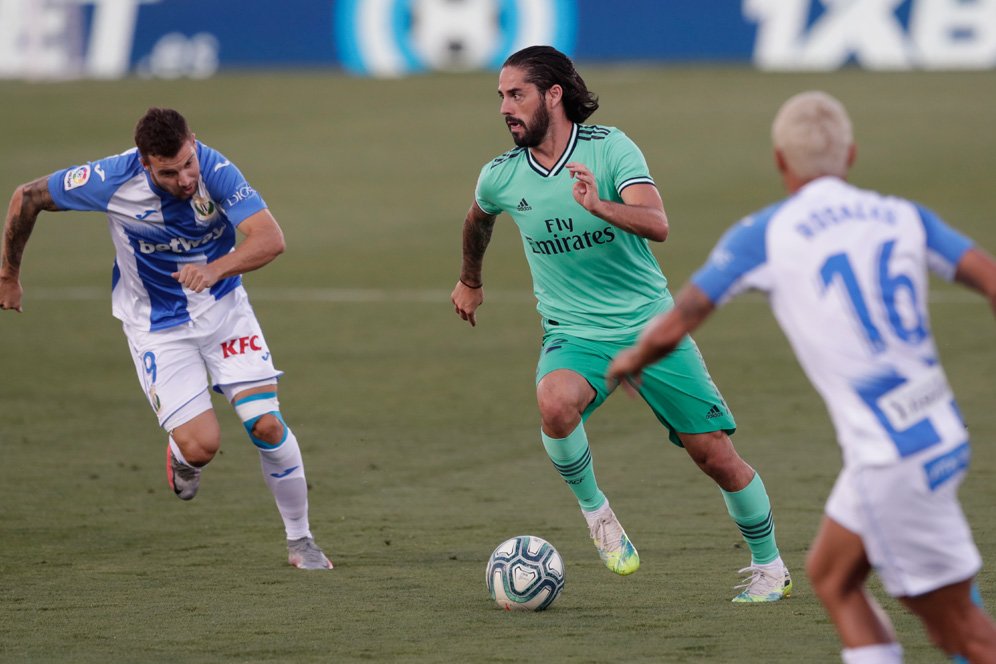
[609,91,996,663]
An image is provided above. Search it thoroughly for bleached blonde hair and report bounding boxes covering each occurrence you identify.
[771,91,853,180]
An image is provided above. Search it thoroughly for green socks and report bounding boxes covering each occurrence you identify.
[721,473,780,565]
[542,423,606,512]
[543,425,781,566]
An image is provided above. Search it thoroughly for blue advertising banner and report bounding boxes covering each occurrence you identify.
[0,0,993,80]
[575,0,756,62]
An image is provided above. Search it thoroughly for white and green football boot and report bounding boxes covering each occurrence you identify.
[732,562,793,603]
[586,505,640,576]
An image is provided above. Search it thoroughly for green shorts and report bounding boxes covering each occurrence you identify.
[535,332,736,447]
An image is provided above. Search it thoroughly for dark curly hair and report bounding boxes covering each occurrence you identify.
[134,107,191,159]
[502,46,599,123]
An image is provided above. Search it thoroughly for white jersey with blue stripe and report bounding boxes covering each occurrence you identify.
[48,142,267,332]
[692,177,974,468]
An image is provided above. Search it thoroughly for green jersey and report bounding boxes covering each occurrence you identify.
[475,123,672,341]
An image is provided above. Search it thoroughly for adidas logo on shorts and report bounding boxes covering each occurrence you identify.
[706,404,723,419]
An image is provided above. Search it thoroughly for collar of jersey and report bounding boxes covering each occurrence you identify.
[526,122,579,178]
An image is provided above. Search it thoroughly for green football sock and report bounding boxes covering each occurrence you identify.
[721,473,780,565]
[541,423,606,512]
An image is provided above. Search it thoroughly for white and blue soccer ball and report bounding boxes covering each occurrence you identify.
[485,535,565,611]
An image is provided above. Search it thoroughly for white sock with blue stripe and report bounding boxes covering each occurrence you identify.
[258,426,312,541]
[233,392,313,541]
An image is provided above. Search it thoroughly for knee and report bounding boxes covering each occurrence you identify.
[172,431,220,466]
[232,391,287,449]
[250,413,286,447]
[536,390,581,438]
[805,553,833,601]
[805,550,854,605]
[684,432,746,482]
[536,371,594,438]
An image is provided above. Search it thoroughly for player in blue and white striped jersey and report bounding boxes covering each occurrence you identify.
[609,92,996,663]
[0,108,332,570]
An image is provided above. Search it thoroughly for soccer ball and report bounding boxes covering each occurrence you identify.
[485,535,565,611]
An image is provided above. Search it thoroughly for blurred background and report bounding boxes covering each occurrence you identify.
[3,2,996,662]
[4,0,995,80]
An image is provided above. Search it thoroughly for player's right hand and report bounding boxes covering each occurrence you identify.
[451,280,484,327]
[606,348,645,397]
[0,276,24,312]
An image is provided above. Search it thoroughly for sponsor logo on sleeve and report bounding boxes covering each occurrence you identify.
[63,165,91,191]
[225,184,256,208]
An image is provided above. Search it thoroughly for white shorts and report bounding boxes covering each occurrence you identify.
[124,287,283,431]
[825,443,981,598]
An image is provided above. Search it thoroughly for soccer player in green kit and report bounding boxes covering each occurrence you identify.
[450,45,791,602]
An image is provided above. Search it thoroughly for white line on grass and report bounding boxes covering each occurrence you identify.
[24,286,984,304]
[26,286,535,303]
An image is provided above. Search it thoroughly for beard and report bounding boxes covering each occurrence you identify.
[507,102,550,148]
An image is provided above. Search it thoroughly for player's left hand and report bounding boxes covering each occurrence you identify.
[607,348,646,397]
[451,280,484,327]
[566,162,601,213]
[172,263,221,293]
[0,276,24,312]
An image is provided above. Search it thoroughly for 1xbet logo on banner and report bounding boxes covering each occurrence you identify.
[746,0,996,70]
[221,335,263,358]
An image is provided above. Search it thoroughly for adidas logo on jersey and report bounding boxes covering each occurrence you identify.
[516,198,532,211]
[705,404,724,419]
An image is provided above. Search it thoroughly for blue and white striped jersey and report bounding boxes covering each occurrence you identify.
[48,142,266,332]
[692,177,974,468]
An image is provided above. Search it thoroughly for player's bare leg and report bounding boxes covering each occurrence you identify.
[170,408,221,465]
[167,408,220,500]
[538,370,638,575]
[231,384,332,570]
[901,579,996,663]
[682,431,790,602]
[536,369,591,440]
[680,430,755,491]
[807,516,903,661]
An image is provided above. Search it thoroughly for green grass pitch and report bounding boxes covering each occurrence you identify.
[1,67,994,662]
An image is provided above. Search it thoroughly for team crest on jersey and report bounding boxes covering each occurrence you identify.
[191,194,218,224]
[63,165,91,191]
[148,385,162,413]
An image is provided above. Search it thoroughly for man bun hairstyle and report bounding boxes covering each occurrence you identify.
[134,107,191,159]
[503,45,599,123]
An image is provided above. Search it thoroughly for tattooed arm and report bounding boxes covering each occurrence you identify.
[1,176,61,312]
[450,201,497,327]
[606,283,717,394]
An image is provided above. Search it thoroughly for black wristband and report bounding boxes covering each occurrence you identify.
[459,278,483,289]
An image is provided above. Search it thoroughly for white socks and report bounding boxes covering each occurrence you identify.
[257,427,312,541]
[841,643,903,664]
